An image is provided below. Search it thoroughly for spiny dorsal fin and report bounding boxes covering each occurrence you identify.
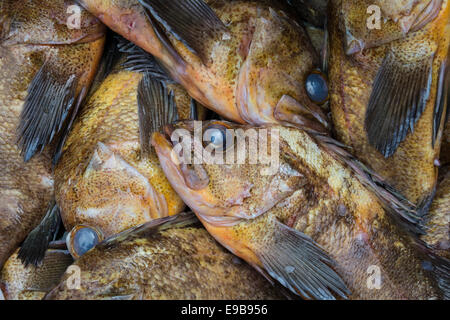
[366,50,434,158]
[138,0,228,63]
[316,135,424,234]
[99,212,199,249]
[116,36,173,82]
[137,74,178,157]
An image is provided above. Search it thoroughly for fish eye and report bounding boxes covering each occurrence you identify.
[305,71,329,104]
[67,225,103,259]
[203,123,232,152]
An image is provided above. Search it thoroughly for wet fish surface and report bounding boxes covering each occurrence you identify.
[45,213,285,300]
[328,0,450,210]
[0,0,105,269]
[75,0,331,133]
[0,249,73,300]
[153,118,448,299]
[55,46,207,258]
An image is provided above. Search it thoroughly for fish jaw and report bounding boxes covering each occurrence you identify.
[150,132,233,224]
[151,131,266,270]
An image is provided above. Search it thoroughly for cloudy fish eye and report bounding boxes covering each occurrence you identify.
[68,226,102,259]
[305,71,329,104]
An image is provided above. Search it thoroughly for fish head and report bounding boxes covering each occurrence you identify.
[233,6,330,131]
[152,120,307,226]
[337,0,443,54]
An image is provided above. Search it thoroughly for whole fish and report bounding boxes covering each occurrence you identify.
[45,213,285,300]
[0,249,73,300]
[75,0,331,134]
[152,118,449,299]
[328,0,450,209]
[0,0,105,269]
[421,165,450,259]
[55,46,206,259]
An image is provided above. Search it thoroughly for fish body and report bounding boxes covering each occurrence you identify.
[75,0,330,132]
[0,0,105,269]
[152,121,446,299]
[55,55,205,245]
[328,0,450,208]
[45,214,284,300]
[421,165,450,258]
[0,249,73,300]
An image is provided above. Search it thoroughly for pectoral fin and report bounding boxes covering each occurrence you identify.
[17,61,80,162]
[254,217,350,300]
[366,51,434,158]
[99,212,198,249]
[17,201,61,267]
[138,0,228,62]
[137,74,178,157]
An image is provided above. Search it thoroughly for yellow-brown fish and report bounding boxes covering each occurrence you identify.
[75,0,331,133]
[0,0,105,269]
[0,249,73,300]
[45,213,285,300]
[152,118,449,299]
[421,165,450,259]
[328,0,450,210]
[55,47,206,258]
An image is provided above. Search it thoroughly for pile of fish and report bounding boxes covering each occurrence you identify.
[0,0,448,300]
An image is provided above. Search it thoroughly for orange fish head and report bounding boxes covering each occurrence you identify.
[151,120,306,227]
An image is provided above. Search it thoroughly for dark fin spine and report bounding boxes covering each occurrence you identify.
[433,61,449,146]
[99,212,198,249]
[366,51,434,158]
[254,217,350,300]
[138,0,228,62]
[17,200,61,267]
[137,74,178,157]
[17,62,79,162]
[116,36,174,82]
[52,86,86,165]
[190,98,198,121]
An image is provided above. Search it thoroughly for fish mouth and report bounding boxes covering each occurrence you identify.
[152,125,299,227]
[151,130,232,224]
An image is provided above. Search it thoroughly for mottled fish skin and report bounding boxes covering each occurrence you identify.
[328,0,450,208]
[55,60,205,239]
[421,165,450,259]
[339,0,445,54]
[75,0,327,130]
[45,223,284,300]
[0,0,105,269]
[153,121,444,299]
[0,249,73,300]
